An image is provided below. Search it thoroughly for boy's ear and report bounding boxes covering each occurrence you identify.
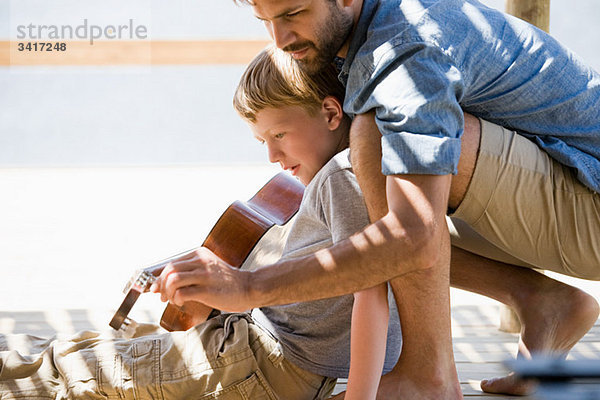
[321,96,344,131]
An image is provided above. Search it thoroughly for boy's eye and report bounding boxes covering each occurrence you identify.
[274,132,286,139]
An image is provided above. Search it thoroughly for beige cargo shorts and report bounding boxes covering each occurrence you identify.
[0,313,336,399]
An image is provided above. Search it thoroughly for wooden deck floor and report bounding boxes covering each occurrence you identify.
[2,304,599,399]
[2,168,599,398]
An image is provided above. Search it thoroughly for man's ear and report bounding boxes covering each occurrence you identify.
[321,96,344,131]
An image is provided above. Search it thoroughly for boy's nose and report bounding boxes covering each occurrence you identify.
[267,145,282,164]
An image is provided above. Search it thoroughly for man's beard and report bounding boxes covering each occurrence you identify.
[291,5,353,74]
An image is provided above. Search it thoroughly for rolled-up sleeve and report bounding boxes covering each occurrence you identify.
[344,41,466,176]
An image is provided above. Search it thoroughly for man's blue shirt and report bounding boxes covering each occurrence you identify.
[340,0,600,192]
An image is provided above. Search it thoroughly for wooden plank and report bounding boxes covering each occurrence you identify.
[453,341,600,359]
[457,362,513,382]
[0,40,270,66]
[454,349,600,363]
[0,309,164,336]
[455,323,600,335]
[451,304,503,327]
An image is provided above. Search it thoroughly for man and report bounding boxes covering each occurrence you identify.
[152,0,600,398]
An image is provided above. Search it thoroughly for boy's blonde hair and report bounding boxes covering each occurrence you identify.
[233,45,345,123]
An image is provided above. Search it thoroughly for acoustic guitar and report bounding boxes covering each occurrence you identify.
[109,172,304,333]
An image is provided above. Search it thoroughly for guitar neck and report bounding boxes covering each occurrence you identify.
[110,172,305,333]
[141,247,198,279]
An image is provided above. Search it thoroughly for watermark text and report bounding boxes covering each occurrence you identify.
[16,19,148,45]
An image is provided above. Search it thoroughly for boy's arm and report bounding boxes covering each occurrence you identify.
[345,283,389,400]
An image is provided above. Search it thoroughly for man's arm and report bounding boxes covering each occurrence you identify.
[152,118,452,311]
[349,112,388,220]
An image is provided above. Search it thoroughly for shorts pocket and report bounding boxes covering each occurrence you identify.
[95,338,164,400]
[197,369,278,400]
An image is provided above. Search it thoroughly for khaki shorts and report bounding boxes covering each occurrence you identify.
[449,119,600,279]
[0,314,336,400]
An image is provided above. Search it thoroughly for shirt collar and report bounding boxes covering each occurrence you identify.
[338,0,380,86]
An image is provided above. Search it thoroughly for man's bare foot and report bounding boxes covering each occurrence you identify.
[481,284,599,395]
[480,372,535,396]
[373,362,463,400]
[330,364,463,399]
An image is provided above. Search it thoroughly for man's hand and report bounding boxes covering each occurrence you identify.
[150,247,252,312]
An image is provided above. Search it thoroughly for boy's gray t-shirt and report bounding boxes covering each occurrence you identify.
[252,149,402,379]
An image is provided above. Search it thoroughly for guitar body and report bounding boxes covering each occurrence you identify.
[110,172,304,332]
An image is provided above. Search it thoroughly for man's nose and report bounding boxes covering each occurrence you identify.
[269,20,295,50]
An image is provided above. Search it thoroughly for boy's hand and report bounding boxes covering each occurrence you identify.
[150,247,252,312]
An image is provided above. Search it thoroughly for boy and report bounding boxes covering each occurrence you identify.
[0,46,401,400]
[233,44,399,399]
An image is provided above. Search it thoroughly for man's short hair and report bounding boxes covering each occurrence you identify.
[232,0,335,5]
[233,45,345,123]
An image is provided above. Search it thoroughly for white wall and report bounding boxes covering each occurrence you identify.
[0,0,598,166]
